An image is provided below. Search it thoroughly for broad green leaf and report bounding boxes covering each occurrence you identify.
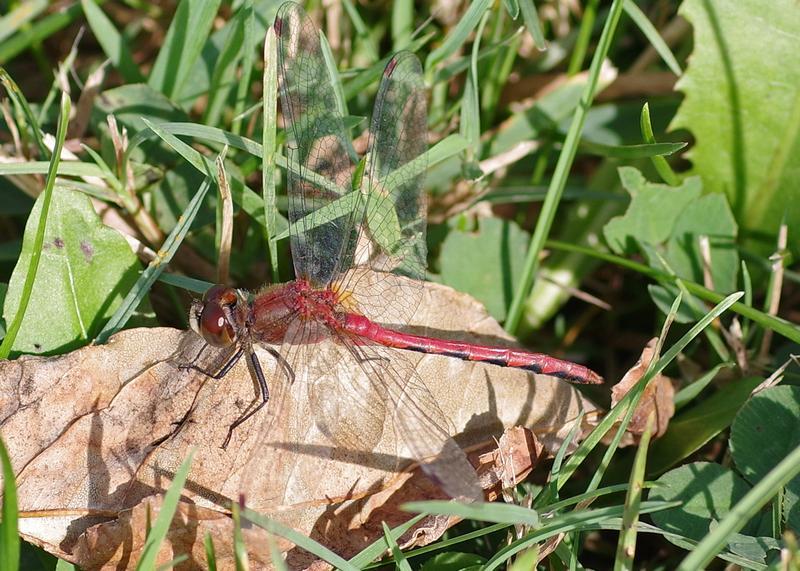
[604,167,702,254]
[671,0,800,256]
[440,217,530,322]
[731,385,800,531]
[147,0,222,100]
[648,376,762,474]
[665,193,738,293]
[3,188,140,354]
[649,462,755,541]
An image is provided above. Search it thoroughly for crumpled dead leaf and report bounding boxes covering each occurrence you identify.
[1,280,596,569]
[610,337,675,443]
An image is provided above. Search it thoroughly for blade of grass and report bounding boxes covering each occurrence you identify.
[505,0,626,334]
[135,450,195,571]
[547,239,800,345]
[567,0,600,74]
[231,502,249,571]
[0,437,19,570]
[157,273,212,294]
[482,502,678,571]
[402,501,539,526]
[203,5,247,127]
[0,0,48,44]
[425,0,493,70]
[0,1,86,64]
[0,67,49,158]
[391,0,413,49]
[640,103,680,185]
[677,442,800,570]
[518,0,546,50]
[147,0,222,100]
[203,533,217,571]
[342,0,378,61]
[262,24,280,281]
[623,0,682,76]
[231,0,255,136]
[93,178,212,344]
[614,414,655,571]
[349,514,427,568]
[0,92,69,359]
[241,507,360,571]
[579,139,686,159]
[80,0,145,82]
[381,522,412,571]
[0,161,110,178]
[555,291,743,491]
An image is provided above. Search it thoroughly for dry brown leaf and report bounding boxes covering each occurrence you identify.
[1,280,596,569]
[610,338,675,442]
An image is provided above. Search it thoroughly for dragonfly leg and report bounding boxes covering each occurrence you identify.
[180,347,244,380]
[222,348,273,449]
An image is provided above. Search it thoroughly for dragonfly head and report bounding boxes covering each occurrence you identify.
[190,285,242,348]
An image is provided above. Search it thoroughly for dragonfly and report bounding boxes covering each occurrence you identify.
[188,1,602,501]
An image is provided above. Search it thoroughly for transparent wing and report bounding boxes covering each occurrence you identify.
[340,53,429,325]
[275,2,360,287]
[341,337,482,501]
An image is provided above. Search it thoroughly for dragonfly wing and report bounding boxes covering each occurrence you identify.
[275,3,360,287]
[342,53,428,325]
[345,337,483,502]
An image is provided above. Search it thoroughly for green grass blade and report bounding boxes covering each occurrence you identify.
[241,508,359,571]
[203,533,217,571]
[403,501,539,526]
[0,67,49,158]
[135,450,195,571]
[614,415,655,570]
[0,1,84,64]
[342,0,378,60]
[203,5,247,127]
[0,92,69,359]
[425,0,493,70]
[349,514,426,567]
[0,161,109,179]
[231,0,255,136]
[94,178,212,344]
[480,502,677,570]
[623,0,682,76]
[262,24,280,280]
[555,291,743,491]
[147,0,222,99]
[640,102,680,185]
[0,437,19,570]
[138,119,277,229]
[80,0,145,82]
[505,0,627,333]
[518,0,546,50]
[391,0,413,49]
[567,0,600,74]
[580,139,687,159]
[0,0,48,44]
[381,522,412,571]
[677,442,800,570]
[546,239,800,345]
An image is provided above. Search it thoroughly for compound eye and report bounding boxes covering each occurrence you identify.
[198,286,237,347]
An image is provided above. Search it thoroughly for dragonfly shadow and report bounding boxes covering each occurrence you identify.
[264,441,414,473]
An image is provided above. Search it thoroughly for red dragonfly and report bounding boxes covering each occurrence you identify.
[189,2,602,501]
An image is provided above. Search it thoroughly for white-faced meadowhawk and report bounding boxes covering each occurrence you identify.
[188,1,602,501]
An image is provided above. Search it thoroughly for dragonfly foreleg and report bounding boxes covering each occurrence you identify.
[222,346,291,449]
[179,347,244,380]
